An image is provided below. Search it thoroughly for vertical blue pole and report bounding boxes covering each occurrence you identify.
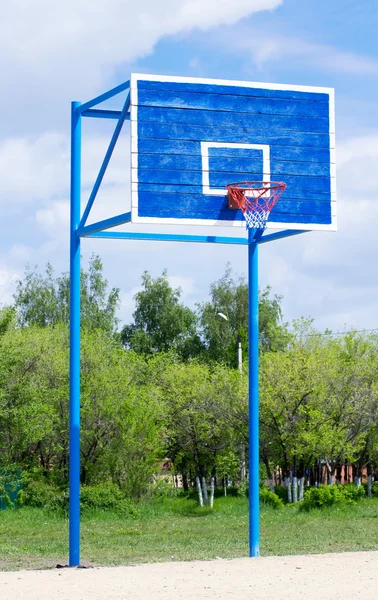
[248,228,260,557]
[69,101,81,567]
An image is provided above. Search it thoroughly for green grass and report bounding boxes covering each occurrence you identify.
[1,495,378,570]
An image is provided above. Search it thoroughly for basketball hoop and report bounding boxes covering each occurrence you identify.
[227,181,286,230]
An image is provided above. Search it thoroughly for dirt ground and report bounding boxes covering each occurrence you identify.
[0,551,377,600]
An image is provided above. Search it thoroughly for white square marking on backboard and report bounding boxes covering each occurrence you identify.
[201,142,270,195]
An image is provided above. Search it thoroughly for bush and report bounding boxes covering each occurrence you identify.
[22,478,137,516]
[341,483,365,503]
[237,480,248,498]
[214,485,239,498]
[274,485,288,503]
[80,483,138,516]
[260,487,284,509]
[22,479,68,511]
[301,484,365,511]
[362,481,378,496]
[146,477,178,500]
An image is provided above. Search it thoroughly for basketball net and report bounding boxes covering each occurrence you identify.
[227,181,286,230]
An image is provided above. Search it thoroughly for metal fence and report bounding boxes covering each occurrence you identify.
[0,469,22,510]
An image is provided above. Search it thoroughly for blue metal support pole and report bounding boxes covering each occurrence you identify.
[248,227,260,557]
[69,101,82,567]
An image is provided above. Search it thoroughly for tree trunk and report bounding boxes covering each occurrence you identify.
[202,476,208,505]
[327,463,335,485]
[196,476,204,507]
[263,453,274,493]
[354,462,362,488]
[210,476,215,508]
[299,476,305,501]
[285,476,292,503]
[367,474,372,498]
[336,463,342,485]
[292,476,298,503]
[240,444,246,481]
[182,472,189,492]
[223,477,227,497]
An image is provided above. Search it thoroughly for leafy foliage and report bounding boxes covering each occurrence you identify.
[2,259,378,509]
[198,264,291,366]
[121,270,200,357]
[301,484,365,511]
[80,483,138,515]
[22,479,68,511]
[259,487,284,509]
[14,255,120,334]
[0,325,163,497]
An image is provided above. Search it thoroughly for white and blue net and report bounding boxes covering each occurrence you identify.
[227,181,286,230]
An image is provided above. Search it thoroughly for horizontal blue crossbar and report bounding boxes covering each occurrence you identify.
[86,231,249,245]
[82,109,128,120]
[78,212,132,237]
[81,228,309,244]
[77,81,130,113]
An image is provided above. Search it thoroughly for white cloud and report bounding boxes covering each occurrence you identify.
[0,267,19,306]
[2,0,282,62]
[119,286,142,322]
[1,0,282,133]
[337,135,378,168]
[228,32,378,75]
[0,129,130,215]
[0,133,69,204]
[36,200,70,237]
[168,275,196,299]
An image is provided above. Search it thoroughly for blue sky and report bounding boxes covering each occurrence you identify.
[1,0,378,332]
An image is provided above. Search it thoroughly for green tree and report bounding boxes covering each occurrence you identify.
[0,325,164,497]
[198,264,290,366]
[259,326,378,499]
[120,270,201,357]
[79,332,164,496]
[156,359,244,503]
[316,331,378,486]
[14,255,120,334]
[0,306,15,336]
[260,338,330,501]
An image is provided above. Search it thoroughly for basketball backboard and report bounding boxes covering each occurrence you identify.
[130,74,336,231]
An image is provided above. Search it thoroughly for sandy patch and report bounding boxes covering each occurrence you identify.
[0,552,377,599]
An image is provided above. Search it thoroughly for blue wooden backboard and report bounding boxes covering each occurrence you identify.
[130,74,336,231]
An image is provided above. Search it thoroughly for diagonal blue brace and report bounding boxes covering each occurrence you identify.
[78,212,132,237]
[79,92,130,229]
[77,80,130,113]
